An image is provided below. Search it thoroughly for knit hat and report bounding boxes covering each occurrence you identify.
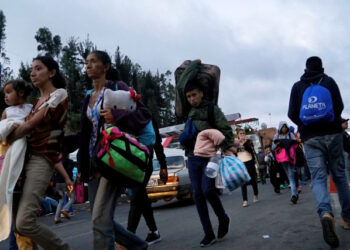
[306,56,323,71]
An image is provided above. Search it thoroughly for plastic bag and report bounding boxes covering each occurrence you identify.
[220,155,251,191]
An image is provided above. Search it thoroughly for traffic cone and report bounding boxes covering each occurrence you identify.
[328,176,337,193]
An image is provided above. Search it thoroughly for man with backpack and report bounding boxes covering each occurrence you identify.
[288,56,350,248]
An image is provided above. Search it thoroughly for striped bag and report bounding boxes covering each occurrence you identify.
[220,155,251,191]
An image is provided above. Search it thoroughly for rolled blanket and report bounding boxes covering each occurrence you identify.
[194,129,225,158]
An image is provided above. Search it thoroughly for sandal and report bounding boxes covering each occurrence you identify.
[60,210,71,220]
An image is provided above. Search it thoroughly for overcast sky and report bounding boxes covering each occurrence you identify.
[2,0,350,129]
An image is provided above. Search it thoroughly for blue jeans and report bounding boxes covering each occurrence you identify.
[281,162,297,196]
[90,177,147,250]
[41,197,58,213]
[55,183,76,220]
[304,133,350,221]
[9,224,18,250]
[188,156,228,236]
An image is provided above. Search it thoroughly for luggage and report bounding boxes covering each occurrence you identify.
[175,60,220,119]
[75,183,84,203]
[220,155,251,191]
[94,126,151,188]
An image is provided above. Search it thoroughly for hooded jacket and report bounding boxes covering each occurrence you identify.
[288,70,343,141]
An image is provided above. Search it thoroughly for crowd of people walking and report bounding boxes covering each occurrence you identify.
[0,54,349,250]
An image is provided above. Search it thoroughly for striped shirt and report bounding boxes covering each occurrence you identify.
[26,89,68,164]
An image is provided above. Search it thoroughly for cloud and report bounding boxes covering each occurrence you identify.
[2,0,350,128]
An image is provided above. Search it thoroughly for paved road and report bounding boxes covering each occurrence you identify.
[1,181,350,250]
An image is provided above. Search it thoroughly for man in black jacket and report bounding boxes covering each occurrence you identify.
[288,56,350,248]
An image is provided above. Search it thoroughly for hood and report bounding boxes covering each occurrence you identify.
[300,69,325,84]
[278,121,289,134]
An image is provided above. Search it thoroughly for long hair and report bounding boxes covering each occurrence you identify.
[33,55,66,89]
[90,50,120,81]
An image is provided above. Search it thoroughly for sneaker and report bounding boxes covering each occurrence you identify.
[321,212,339,248]
[200,233,216,247]
[290,195,298,204]
[341,219,350,230]
[280,184,285,189]
[217,216,230,240]
[274,188,280,194]
[297,186,302,194]
[253,195,259,203]
[145,231,161,245]
[242,201,248,207]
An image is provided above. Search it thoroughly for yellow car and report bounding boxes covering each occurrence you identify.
[147,148,192,202]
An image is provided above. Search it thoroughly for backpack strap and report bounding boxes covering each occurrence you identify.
[207,102,216,128]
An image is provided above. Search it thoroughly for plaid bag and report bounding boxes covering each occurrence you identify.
[220,155,251,191]
[94,126,150,187]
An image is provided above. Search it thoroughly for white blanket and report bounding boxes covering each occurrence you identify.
[0,119,26,241]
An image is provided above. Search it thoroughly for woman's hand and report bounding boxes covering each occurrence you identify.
[65,177,74,193]
[223,150,233,156]
[100,109,115,124]
[159,169,168,184]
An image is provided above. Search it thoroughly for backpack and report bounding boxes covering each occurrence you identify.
[175,60,220,119]
[179,103,216,146]
[299,78,334,125]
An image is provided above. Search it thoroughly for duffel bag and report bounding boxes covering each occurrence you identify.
[94,126,151,187]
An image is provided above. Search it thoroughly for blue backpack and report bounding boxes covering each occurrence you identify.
[179,119,197,145]
[299,78,334,125]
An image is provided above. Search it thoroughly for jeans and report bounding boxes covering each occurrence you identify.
[90,176,147,250]
[55,183,76,220]
[188,156,228,236]
[41,197,58,213]
[241,160,259,201]
[304,133,350,221]
[9,224,18,250]
[13,155,70,250]
[281,162,297,196]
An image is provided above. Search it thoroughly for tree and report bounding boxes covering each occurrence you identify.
[77,35,96,91]
[18,62,31,82]
[61,37,83,113]
[34,27,62,59]
[0,10,12,86]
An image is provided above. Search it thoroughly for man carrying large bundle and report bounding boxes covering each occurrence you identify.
[175,60,233,247]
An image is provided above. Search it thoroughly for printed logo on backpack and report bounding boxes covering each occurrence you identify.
[299,78,334,125]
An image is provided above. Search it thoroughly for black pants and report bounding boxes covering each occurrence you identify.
[241,160,259,201]
[127,179,157,233]
[269,164,284,190]
[258,166,267,184]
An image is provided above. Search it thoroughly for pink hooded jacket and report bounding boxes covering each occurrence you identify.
[194,129,225,157]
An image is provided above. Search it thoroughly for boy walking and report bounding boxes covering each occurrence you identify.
[177,60,232,247]
[288,56,350,248]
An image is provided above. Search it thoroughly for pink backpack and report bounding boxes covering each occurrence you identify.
[274,144,298,165]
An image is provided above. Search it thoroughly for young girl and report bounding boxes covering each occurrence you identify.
[236,128,259,207]
[1,80,73,189]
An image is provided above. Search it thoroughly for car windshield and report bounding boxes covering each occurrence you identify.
[153,156,185,170]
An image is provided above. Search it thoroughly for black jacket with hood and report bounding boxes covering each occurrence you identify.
[288,70,343,141]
